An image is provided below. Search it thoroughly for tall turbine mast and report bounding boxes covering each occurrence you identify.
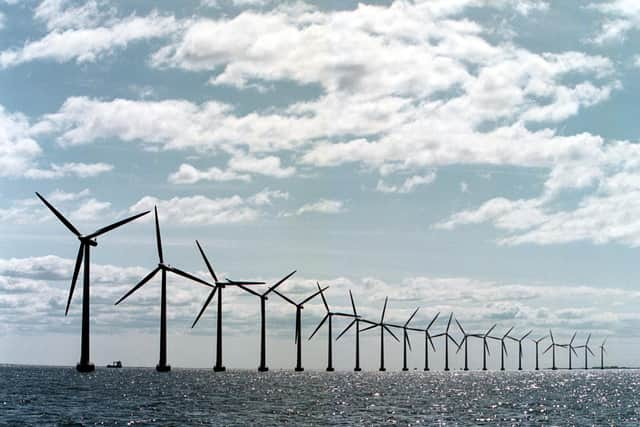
[530,334,548,371]
[432,313,458,371]
[423,312,440,371]
[336,290,365,371]
[36,192,149,372]
[506,330,533,371]
[481,324,497,371]
[360,297,400,371]
[455,319,483,371]
[574,333,595,370]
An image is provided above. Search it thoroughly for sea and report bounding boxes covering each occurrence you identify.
[0,366,638,425]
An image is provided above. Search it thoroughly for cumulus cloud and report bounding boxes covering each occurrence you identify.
[168,163,250,184]
[294,199,345,216]
[589,0,640,44]
[376,173,437,194]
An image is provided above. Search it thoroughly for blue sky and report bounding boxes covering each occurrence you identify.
[1,0,640,370]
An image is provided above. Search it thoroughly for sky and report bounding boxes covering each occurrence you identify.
[1,0,640,371]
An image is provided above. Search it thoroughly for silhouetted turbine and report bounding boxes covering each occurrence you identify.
[273,285,328,371]
[455,319,483,371]
[236,270,296,372]
[543,330,565,370]
[36,192,149,373]
[336,290,365,371]
[497,327,514,371]
[191,240,264,372]
[388,307,421,371]
[506,330,533,370]
[530,334,548,371]
[432,313,458,371]
[360,297,400,372]
[599,338,607,369]
[309,283,357,371]
[565,332,579,370]
[115,207,211,372]
[423,312,440,371]
[575,333,595,370]
[481,324,497,371]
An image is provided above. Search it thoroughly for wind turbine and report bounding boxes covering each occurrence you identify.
[575,333,595,370]
[273,285,328,371]
[599,338,607,369]
[423,312,440,371]
[432,313,458,371]
[36,192,149,372]
[498,327,514,371]
[308,283,357,371]
[235,270,296,371]
[336,290,365,371]
[455,319,482,371]
[115,207,213,372]
[565,332,579,370]
[506,330,533,370]
[543,330,565,370]
[481,324,497,371]
[190,240,265,372]
[388,307,421,371]
[360,297,400,371]
[530,334,548,371]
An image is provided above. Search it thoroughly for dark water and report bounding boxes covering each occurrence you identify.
[1,366,639,426]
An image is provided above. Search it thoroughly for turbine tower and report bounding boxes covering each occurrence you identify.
[236,270,296,371]
[432,313,458,371]
[191,240,265,372]
[36,192,149,372]
[566,332,578,370]
[481,324,497,371]
[575,333,595,370]
[336,290,365,371]
[455,319,482,371]
[423,312,440,371]
[308,283,357,372]
[388,307,421,371]
[360,297,400,371]
[543,330,565,370]
[599,338,607,369]
[506,330,533,370]
[530,334,548,371]
[273,285,328,371]
[498,327,514,371]
[115,207,213,372]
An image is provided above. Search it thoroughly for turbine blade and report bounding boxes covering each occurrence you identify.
[360,324,378,333]
[570,331,577,345]
[405,307,420,327]
[406,332,413,351]
[503,326,514,339]
[445,313,453,333]
[588,347,595,356]
[35,192,81,237]
[428,334,436,352]
[549,329,555,344]
[543,344,553,354]
[65,243,84,316]
[272,289,297,306]
[263,270,296,296]
[485,340,491,356]
[586,333,591,346]
[236,283,262,297]
[336,320,356,341]
[115,267,160,305]
[86,210,150,239]
[502,341,509,357]
[154,207,163,263]
[521,330,533,341]
[381,297,388,323]
[449,335,459,347]
[455,319,465,335]
[301,286,329,305]
[191,287,218,328]
[485,324,497,337]
[571,346,578,356]
[195,240,218,282]
[602,338,607,347]
[456,336,466,353]
[426,312,440,331]
[317,282,329,312]
[168,266,213,288]
[384,325,400,342]
[308,314,329,341]
[349,290,357,316]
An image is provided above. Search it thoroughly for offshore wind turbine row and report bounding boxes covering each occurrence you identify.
[34,192,610,373]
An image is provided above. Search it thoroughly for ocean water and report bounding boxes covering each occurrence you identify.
[0,366,638,426]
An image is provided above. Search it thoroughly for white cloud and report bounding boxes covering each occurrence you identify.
[168,163,250,184]
[34,0,112,31]
[589,0,640,44]
[294,199,345,216]
[24,162,113,179]
[0,189,106,224]
[228,154,295,178]
[0,11,178,68]
[249,188,289,206]
[376,173,436,194]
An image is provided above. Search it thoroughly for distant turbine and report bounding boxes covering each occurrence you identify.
[115,207,212,372]
[432,313,458,371]
[360,297,400,371]
[336,290,365,371]
[574,333,595,370]
[506,330,533,370]
[543,330,565,370]
[388,307,421,371]
[455,319,483,371]
[530,334,548,371]
[308,283,357,371]
[423,312,440,371]
[565,332,579,370]
[36,192,149,372]
[497,327,514,371]
[191,240,265,372]
[236,270,296,371]
[481,324,497,371]
[274,285,328,371]
[599,338,608,369]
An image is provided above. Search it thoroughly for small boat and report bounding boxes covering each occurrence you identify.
[107,360,122,368]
